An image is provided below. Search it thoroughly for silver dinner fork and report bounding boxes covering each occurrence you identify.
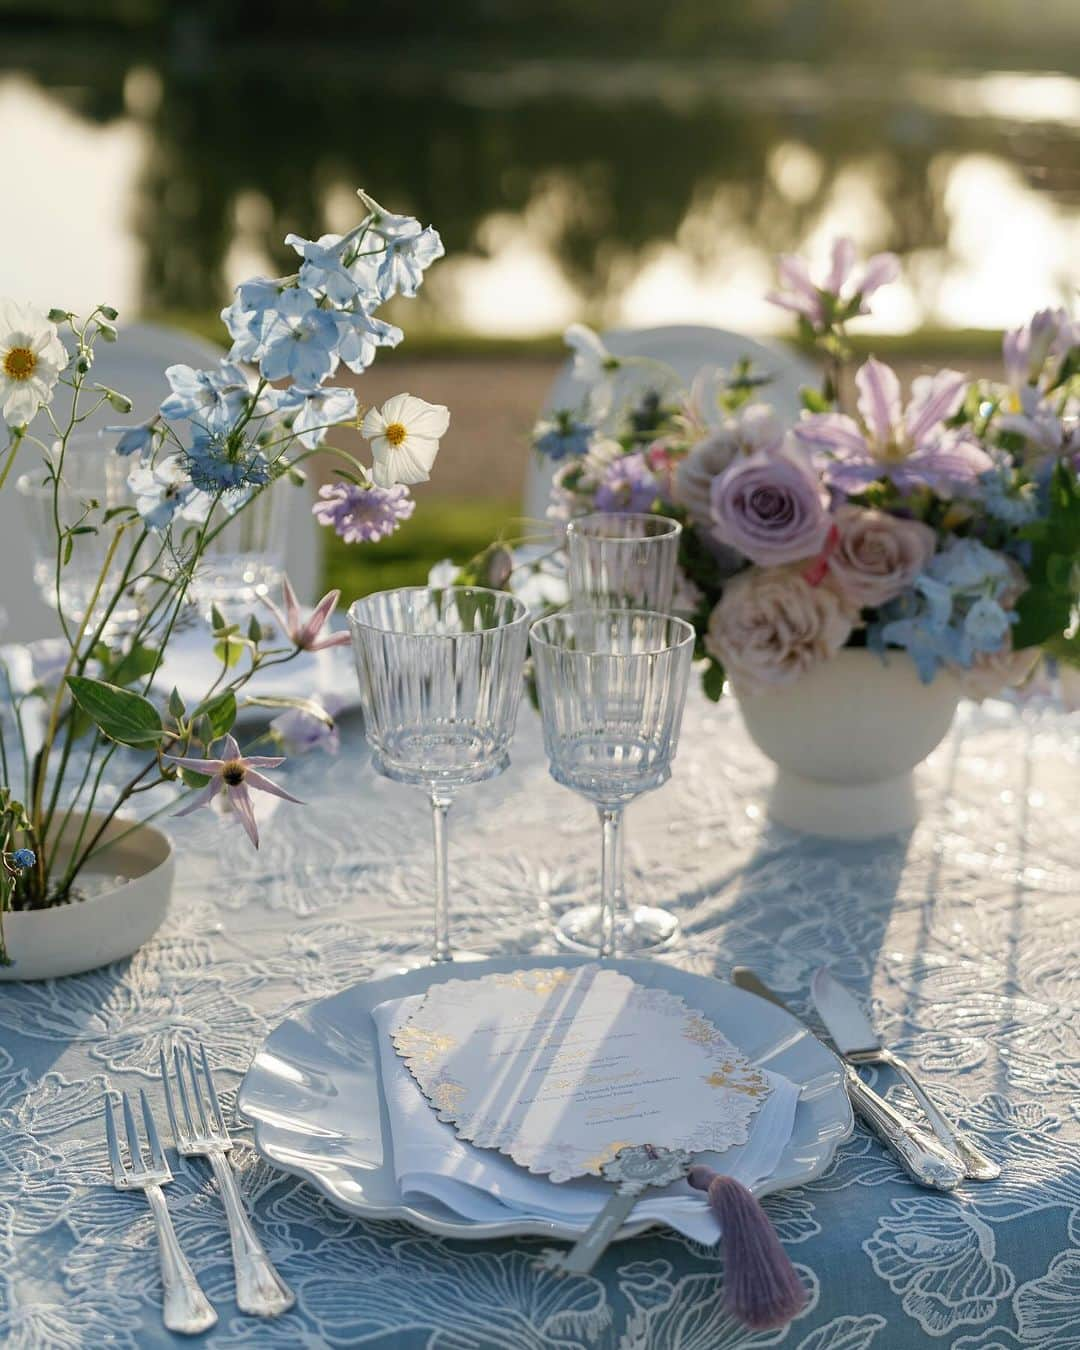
[105,1090,218,1335]
[160,1043,295,1317]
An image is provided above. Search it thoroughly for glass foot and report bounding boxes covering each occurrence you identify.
[554,904,680,956]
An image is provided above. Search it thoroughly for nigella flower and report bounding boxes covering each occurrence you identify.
[160,362,250,433]
[796,358,992,497]
[0,299,68,427]
[165,733,302,849]
[2,847,36,876]
[532,411,594,461]
[262,575,351,650]
[594,452,658,513]
[312,481,415,543]
[184,426,271,495]
[765,237,899,332]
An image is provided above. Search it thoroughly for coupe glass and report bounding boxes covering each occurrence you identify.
[348,586,530,964]
[530,608,694,957]
[567,512,681,612]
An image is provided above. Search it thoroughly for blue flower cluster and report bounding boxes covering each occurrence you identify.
[112,191,443,529]
[870,538,1017,682]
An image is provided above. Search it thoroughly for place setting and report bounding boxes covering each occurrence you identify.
[1,76,1078,1346]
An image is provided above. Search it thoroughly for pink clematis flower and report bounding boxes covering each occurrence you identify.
[766,237,899,331]
[263,576,351,650]
[795,357,992,497]
[167,733,302,848]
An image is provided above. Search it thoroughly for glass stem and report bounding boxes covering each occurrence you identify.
[430,792,454,964]
[597,805,624,959]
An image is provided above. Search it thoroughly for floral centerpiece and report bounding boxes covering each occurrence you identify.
[0,189,449,970]
[528,241,1079,705]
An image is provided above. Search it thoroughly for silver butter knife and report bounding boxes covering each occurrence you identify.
[731,967,964,1191]
[811,967,999,1181]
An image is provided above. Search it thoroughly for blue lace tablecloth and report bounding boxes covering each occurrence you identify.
[2,687,1080,1349]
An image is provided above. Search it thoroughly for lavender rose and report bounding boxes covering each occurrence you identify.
[706,566,855,694]
[674,406,785,529]
[710,448,830,566]
[826,506,936,609]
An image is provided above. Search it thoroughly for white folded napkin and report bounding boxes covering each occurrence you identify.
[373,992,799,1244]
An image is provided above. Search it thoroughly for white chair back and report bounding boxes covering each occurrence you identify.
[0,322,319,641]
[523,324,817,521]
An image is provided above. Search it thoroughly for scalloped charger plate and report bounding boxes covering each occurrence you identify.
[237,955,854,1242]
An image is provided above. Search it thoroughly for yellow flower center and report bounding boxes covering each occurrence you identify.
[384,421,407,447]
[222,760,247,786]
[3,346,36,382]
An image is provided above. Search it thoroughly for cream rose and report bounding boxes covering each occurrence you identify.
[826,506,936,609]
[958,643,1041,701]
[706,566,856,694]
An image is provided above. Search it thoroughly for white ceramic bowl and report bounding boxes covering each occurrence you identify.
[736,648,961,839]
[0,813,174,981]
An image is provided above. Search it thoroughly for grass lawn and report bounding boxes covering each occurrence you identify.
[323,497,520,599]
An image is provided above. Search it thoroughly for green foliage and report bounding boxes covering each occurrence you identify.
[194,690,237,742]
[65,677,164,748]
[702,659,726,702]
[1013,461,1080,650]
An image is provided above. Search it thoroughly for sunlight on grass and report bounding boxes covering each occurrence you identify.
[324,497,520,599]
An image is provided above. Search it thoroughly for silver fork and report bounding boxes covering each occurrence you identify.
[104,1090,218,1335]
[160,1043,295,1317]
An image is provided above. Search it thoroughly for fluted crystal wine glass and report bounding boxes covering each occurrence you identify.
[567,512,681,612]
[530,608,694,957]
[348,586,529,964]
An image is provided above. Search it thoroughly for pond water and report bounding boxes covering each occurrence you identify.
[4,51,1079,335]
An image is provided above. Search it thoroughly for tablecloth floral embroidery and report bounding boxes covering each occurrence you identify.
[1,689,1079,1348]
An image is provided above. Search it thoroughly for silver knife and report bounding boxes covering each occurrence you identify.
[731,967,964,1191]
[811,967,999,1181]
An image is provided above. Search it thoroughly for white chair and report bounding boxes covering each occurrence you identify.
[523,324,818,521]
[0,322,320,641]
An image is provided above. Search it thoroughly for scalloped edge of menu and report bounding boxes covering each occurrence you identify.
[391,964,770,1183]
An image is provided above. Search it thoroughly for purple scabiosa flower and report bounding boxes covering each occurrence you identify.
[165,733,302,849]
[795,358,992,497]
[312,481,415,543]
[594,452,658,514]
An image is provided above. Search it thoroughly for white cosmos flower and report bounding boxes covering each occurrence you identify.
[0,300,68,427]
[361,393,450,487]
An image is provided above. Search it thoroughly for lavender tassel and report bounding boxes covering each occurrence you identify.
[687,1166,807,1330]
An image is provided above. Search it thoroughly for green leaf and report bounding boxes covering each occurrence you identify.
[210,604,227,633]
[66,676,164,748]
[1047,553,1075,593]
[180,767,211,789]
[196,690,237,741]
[106,643,159,688]
[799,385,832,414]
[213,636,249,669]
[702,660,726,703]
[168,686,186,719]
[62,535,73,566]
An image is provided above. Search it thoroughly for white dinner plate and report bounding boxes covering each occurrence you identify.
[238,955,854,1242]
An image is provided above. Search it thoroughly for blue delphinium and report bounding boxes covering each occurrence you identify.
[978,454,1041,526]
[160,362,250,433]
[285,385,358,450]
[872,538,1017,682]
[533,410,594,461]
[106,418,161,461]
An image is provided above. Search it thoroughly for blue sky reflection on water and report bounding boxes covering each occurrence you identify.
[4,59,1079,335]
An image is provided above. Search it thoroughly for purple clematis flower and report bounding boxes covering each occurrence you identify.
[766,237,899,331]
[263,576,352,650]
[796,358,993,497]
[166,733,302,848]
